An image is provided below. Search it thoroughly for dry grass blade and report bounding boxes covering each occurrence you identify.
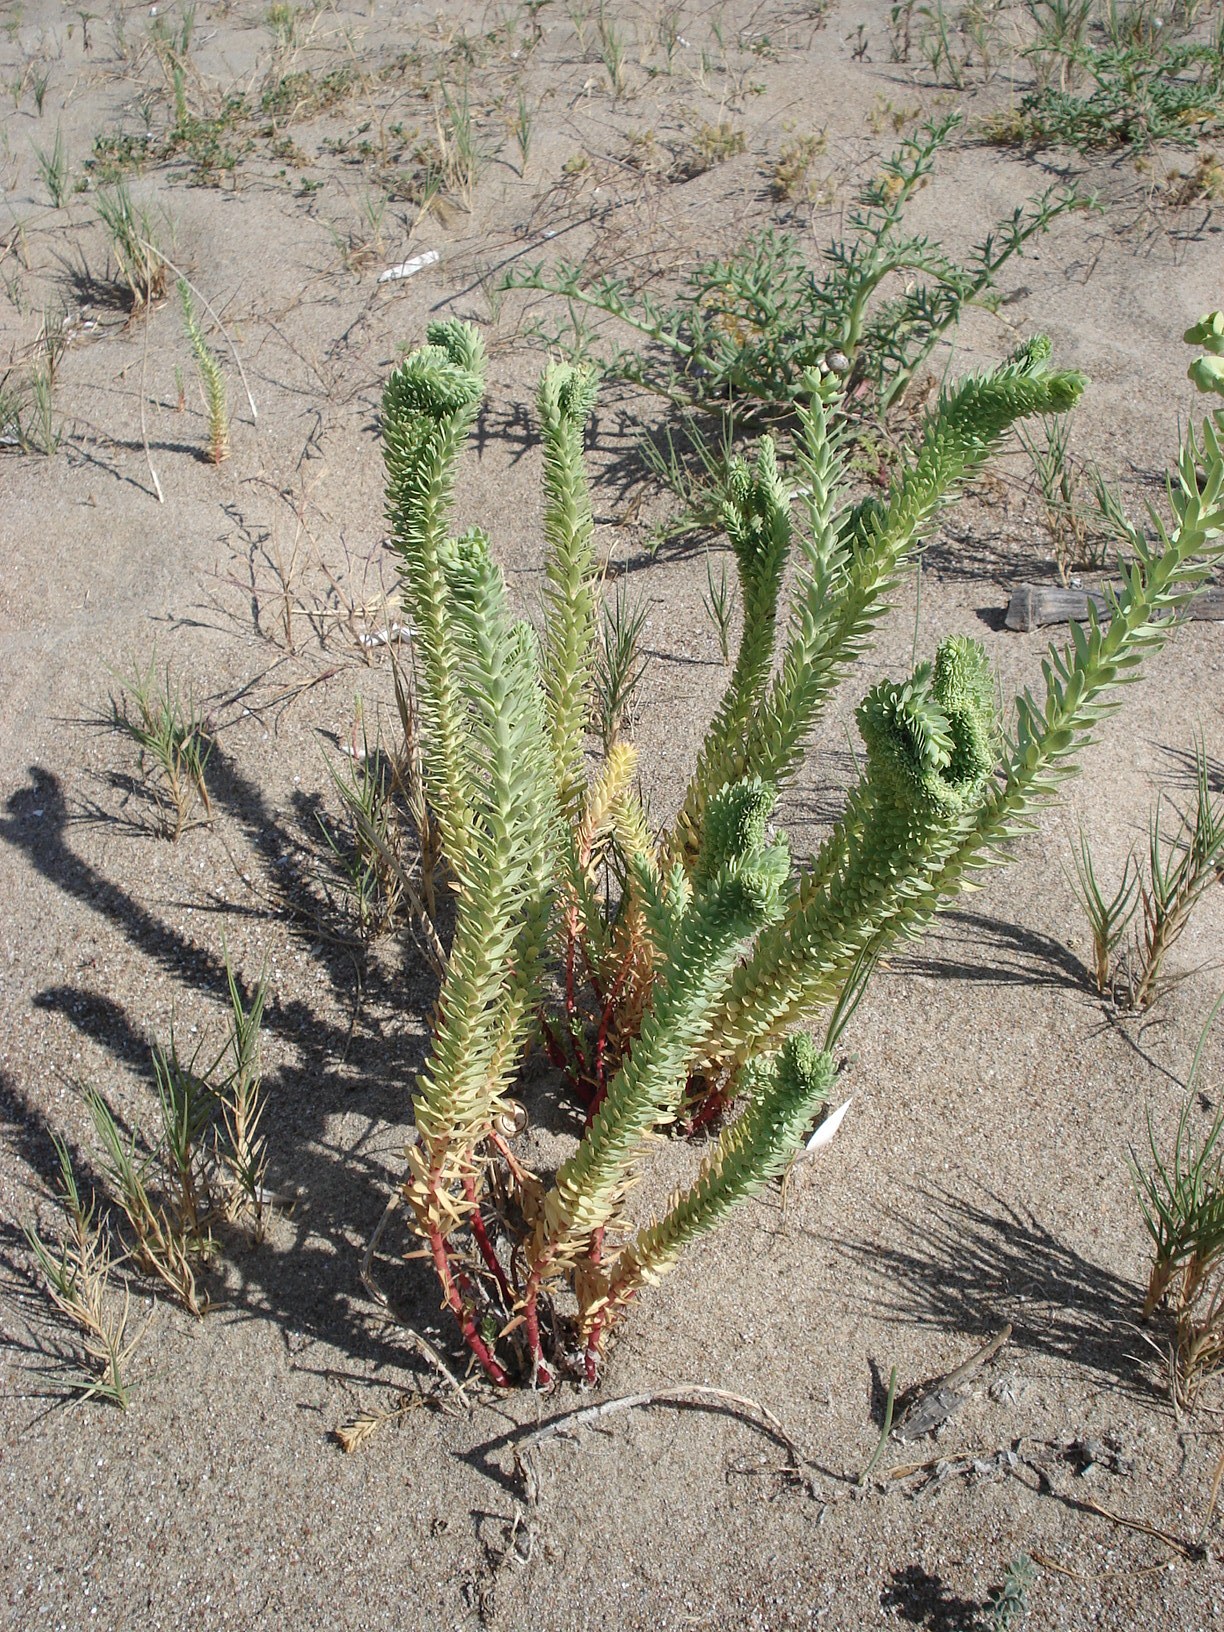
[1197,1436,1224,1543]
[360,1194,473,1409]
[1080,1495,1205,1560]
[334,1391,423,1452]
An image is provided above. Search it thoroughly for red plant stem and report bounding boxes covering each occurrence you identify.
[521,1267,553,1388]
[537,1011,570,1072]
[583,1275,640,1382]
[594,944,635,1065]
[584,1317,604,1383]
[564,912,579,1024]
[585,963,605,1006]
[488,1128,532,1185]
[539,1006,597,1107]
[462,1171,514,1310]
[427,1220,510,1387]
[684,1074,731,1134]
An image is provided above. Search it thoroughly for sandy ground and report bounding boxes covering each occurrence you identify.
[2,2,1224,1628]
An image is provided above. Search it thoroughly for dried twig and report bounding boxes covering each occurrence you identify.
[1081,1495,1204,1559]
[139,312,163,503]
[512,1384,817,1498]
[360,1192,473,1411]
[883,1444,1005,1482]
[1198,1437,1224,1544]
[1028,1549,1089,1584]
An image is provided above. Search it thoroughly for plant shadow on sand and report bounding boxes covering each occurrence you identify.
[891,907,1092,992]
[834,1182,1156,1401]
[880,1563,998,1632]
[0,759,455,1393]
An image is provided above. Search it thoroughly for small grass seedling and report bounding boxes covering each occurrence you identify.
[95,184,167,309]
[218,959,270,1235]
[1024,0,1095,91]
[178,278,230,463]
[318,687,444,959]
[511,86,533,174]
[1016,413,1111,582]
[1071,737,1224,1007]
[0,373,23,445]
[24,1136,139,1407]
[33,125,69,206]
[1069,823,1139,995]
[1134,998,1224,1405]
[30,62,51,116]
[36,954,273,1336]
[1131,742,1224,1009]
[26,366,60,456]
[86,1078,208,1316]
[320,725,411,941]
[594,574,649,749]
[433,77,486,208]
[108,655,213,839]
[702,549,735,663]
[595,2,628,96]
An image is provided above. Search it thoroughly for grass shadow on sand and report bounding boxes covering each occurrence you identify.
[835,1182,1157,1401]
[0,761,454,1391]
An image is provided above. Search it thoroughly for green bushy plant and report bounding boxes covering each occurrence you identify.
[506,116,1085,421]
[992,15,1224,153]
[377,316,1224,1388]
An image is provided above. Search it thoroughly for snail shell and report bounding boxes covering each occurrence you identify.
[493,1099,528,1138]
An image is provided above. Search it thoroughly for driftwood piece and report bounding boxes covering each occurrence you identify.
[892,1323,1012,1443]
[1005,582,1224,632]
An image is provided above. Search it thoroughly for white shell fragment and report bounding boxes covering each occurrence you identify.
[378,250,441,283]
[356,623,411,648]
[803,1097,853,1154]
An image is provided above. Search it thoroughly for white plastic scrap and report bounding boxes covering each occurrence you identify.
[378,250,441,283]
